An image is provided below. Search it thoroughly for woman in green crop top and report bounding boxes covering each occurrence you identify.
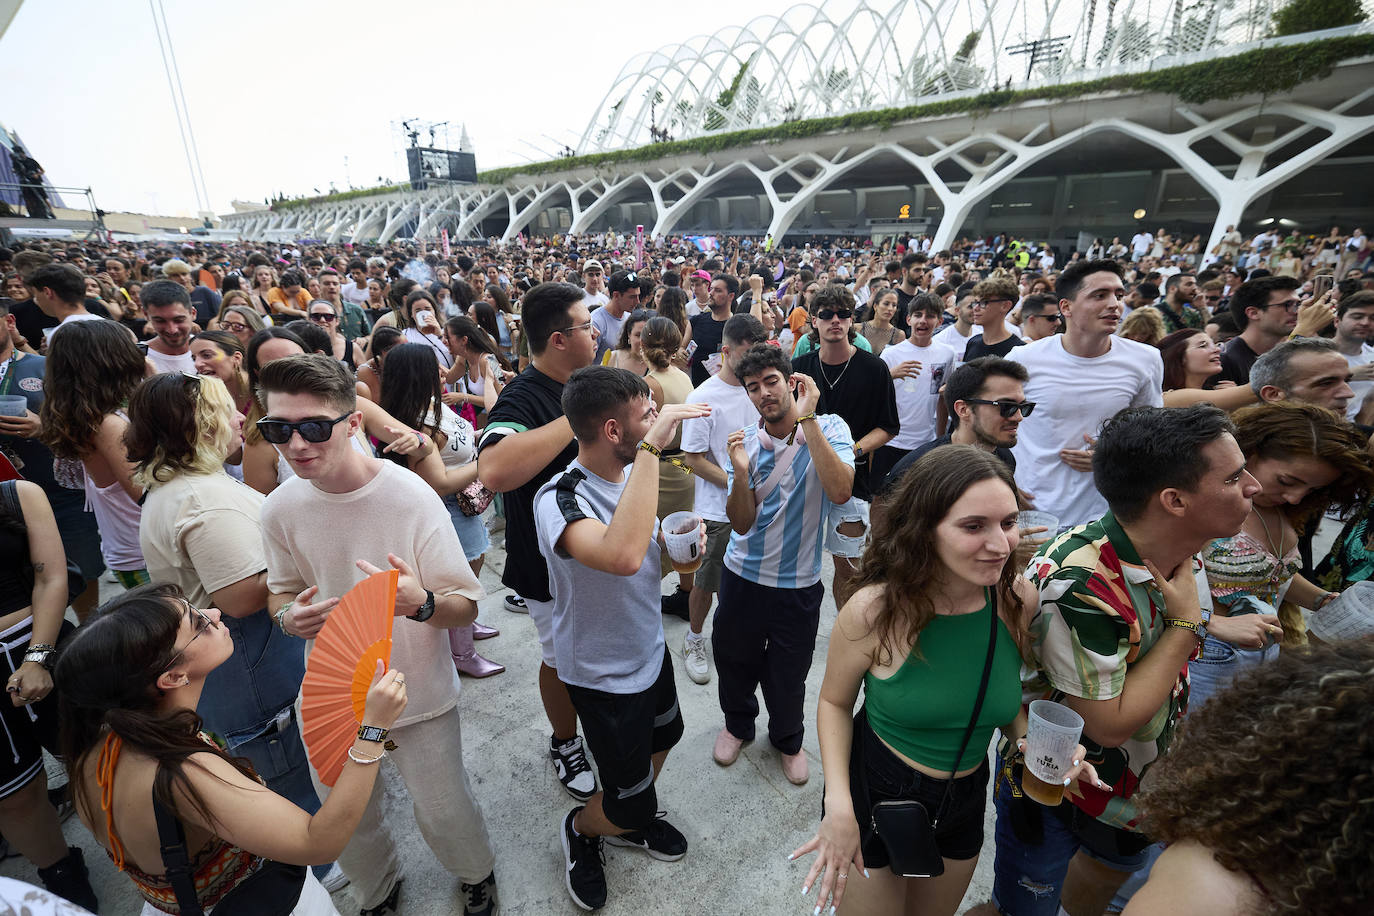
[791,447,1101,916]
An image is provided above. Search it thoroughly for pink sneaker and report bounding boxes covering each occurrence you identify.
[472,621,499,640]
[781,750,809,786]
[712,727,746,766]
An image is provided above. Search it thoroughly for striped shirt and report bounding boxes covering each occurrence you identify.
[724,414,854,589]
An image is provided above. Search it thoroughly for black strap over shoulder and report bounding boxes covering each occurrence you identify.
[0,479,21,520]
[554,468,589,525]
[932,587,999,825]
[152,791,204,916]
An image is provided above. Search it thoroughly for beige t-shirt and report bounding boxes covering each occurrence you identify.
[139,471,266,608]
[261,459,484,727]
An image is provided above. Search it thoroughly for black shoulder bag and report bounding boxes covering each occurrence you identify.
[153,787,306,916]
[862,589,999,878]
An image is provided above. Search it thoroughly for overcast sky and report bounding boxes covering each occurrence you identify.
[1,0,792,217]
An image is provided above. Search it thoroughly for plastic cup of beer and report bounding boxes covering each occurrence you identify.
[662,511,704,574]
[0,396,26,418]
[1017,510,1060,547]
[1021,700,1084,806]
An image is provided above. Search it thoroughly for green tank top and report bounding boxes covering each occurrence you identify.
[862,590,1023,772]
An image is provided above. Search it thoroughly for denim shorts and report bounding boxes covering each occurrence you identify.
[444,493,491,562]
[839,708,990,867]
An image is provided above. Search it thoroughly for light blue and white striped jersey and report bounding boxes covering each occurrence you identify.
[724,413,855,589]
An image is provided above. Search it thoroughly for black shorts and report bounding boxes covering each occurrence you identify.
[840,707,990,867]
[0,616,63,800]
[565,645,684,830]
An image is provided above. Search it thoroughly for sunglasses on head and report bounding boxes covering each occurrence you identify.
[964,398,1036,418]
[256,413,351,444]
[816,308,853,321]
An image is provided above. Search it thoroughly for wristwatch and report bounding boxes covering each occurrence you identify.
[408,589,436,622]
[357,724,389,743]
[1164,617,1208,641]
[22,647,53,669]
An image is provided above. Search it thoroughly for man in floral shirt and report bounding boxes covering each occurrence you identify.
[983,405,1259,916]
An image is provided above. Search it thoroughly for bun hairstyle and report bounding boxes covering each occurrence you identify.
[639,316,682,371]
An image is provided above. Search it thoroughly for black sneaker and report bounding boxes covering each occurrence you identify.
[660,587,691,621]
[36,845,99,912]
[359,879,402,915]
[550,735,597,801]
[560,807,607,911]
[605,815,688,861]
[504,594,528,614]
[461,870,498,915]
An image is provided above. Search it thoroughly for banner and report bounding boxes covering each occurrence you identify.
[441,228,451,258]
[635,224,645,269]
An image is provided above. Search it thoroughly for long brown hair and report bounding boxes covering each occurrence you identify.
[859,445,1028,665]
[1232,402,1374,527]
[1157,328,1205,391]
[38,320,147,460]
[58,584,257,833]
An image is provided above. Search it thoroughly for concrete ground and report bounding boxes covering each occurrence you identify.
[1,519,1341,915]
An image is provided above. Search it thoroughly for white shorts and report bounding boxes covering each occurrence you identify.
[826,497,871,559]
[526,596,558,667]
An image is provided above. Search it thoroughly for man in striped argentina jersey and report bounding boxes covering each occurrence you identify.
[710,344,855,787]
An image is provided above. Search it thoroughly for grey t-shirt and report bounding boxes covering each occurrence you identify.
[534,458,664,694]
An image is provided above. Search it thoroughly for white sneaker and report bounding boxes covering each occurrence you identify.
[684,632,710,684]
[320,863,350,892]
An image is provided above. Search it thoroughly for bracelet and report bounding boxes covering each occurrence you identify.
[637,440,662,458]
[1316,591,1340,610]
[274,602,292,635]
[347,747,385,765]
[788,412,816,445]
[26,643,55,653]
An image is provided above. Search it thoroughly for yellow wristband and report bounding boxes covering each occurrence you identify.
[637,441,662,458]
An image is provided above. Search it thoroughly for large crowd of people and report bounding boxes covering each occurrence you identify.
[0,222,1371,916]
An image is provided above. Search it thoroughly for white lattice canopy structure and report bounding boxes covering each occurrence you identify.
[578,0,1328,153]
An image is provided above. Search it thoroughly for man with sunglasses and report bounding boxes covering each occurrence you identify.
[318,268,370,341]
[1019,293,1063,342]
[579,258,609,310]
[258,354,498,916]
[791,284,898,609]
[307,299,364,371]
[478,281,601,805]
[1216,276,1303,386]
[1011,259,1164,528]
[590,269,641,365]
[964,277,1027,361]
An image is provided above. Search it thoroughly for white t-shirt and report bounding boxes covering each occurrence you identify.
[1130,232,1153,257]
[261,460,485,727]
[581,290,610,310]
[341,281,370,306]
[146,345,196,375]
[1342,343,1374,421]
[679,374,759,522]
[590,306,628,363]
[1011,335,1164,527]
[879,340,956,450]
[931,322,973,359]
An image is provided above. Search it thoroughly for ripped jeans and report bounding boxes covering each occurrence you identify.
[989,755,1152,915]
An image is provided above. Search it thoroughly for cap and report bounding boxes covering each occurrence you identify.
[673,256,687,264]
[583,258,604,273]
[691,270,711,282]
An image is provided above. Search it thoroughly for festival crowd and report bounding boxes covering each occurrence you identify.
[0,222,1370,916]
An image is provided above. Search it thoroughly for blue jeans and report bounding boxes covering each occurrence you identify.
[1186,632,1279,710]
[990,758,1152,915]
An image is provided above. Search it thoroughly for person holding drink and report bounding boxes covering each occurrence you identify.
[976,404,1261,916]
[791,447,1099,916]
[533,366,709,911]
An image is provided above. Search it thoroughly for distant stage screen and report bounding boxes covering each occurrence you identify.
[406,148,477,188]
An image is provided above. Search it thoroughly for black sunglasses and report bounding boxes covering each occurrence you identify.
[256,413,351,444]
[964,398,1036,418]
[1032,313,1064,323]
[816,308,853,321]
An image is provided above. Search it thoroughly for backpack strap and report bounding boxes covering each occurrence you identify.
[152,790,204,916]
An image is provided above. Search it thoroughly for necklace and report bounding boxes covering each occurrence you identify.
[817,349,855,389]
[1253,505,1285,558]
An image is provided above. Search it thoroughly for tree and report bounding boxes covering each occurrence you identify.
[1271,0,1366,35]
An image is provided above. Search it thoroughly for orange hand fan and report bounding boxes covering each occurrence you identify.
[300,569,397,786]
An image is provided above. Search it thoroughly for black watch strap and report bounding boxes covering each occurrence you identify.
[357,724,389,743]
[408,589,436,622]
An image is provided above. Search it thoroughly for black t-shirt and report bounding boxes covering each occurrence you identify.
[689,311,728,387]
[1218,336,1259,387]
[477,366,578,602]
[190,287,221,326]
[894,288,918,327]
[963,333,1026,361]
[792,347,900,501]
[876,434,1016,500]
[10,299,56,348]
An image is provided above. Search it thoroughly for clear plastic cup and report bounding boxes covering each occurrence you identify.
[1021,700,1084,806]
[1017,510,1060,547]
[662,511,704,574]
[0,396,26,417]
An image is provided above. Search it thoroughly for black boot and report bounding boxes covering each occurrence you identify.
[36,845,99,912]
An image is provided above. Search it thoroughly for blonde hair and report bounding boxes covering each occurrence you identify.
[1120,306,1167,346]
[127,374,239,489]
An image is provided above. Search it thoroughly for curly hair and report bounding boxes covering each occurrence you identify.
[38,320,147,460]
[126,373,238,489]
[1119,305,1167,346]
[1137,639,1374,914]
[1231,402,1374,527]
[858,445,1028,665]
